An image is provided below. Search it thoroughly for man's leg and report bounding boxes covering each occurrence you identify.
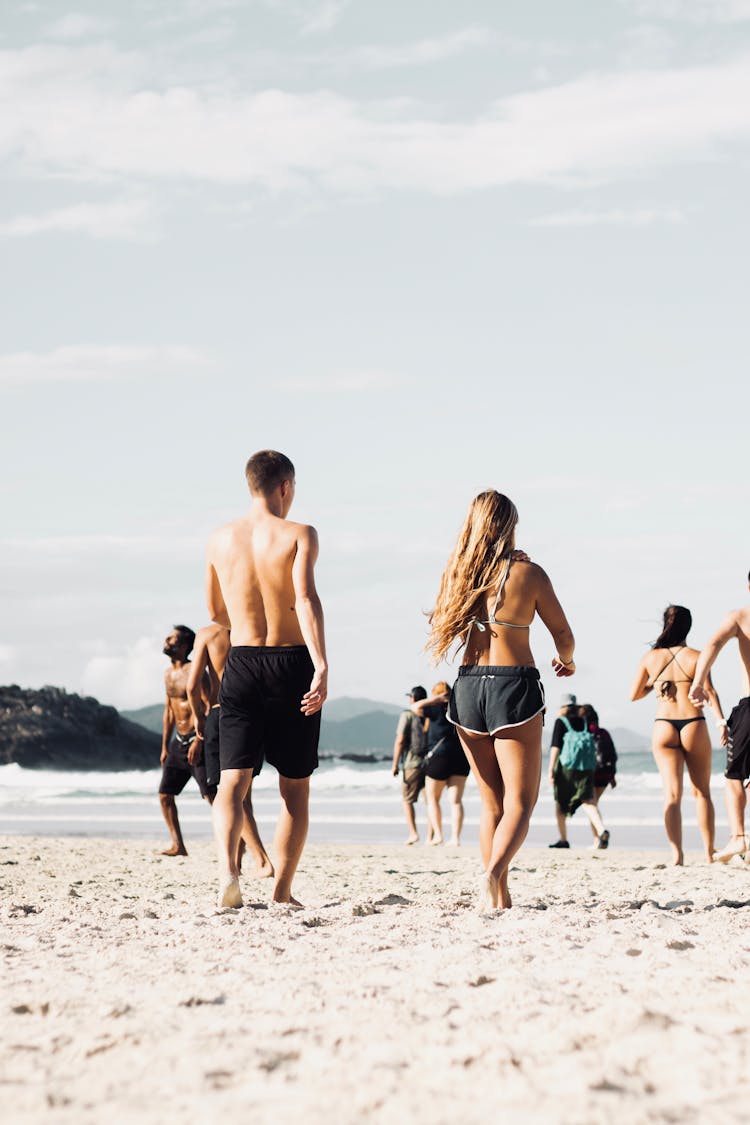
[241,783,274,878]
[272,776,310,904]
[213,767,253,905]
[402,799,418,844]
[714,778,748,860]
[554,802,568,843]
[159,793,188,856]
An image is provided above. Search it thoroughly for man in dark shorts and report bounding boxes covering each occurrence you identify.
[392,687,429,845]
[206,450,327,908]
[158,625,216,856]
[187,622,272,878]
[690,574,750,861]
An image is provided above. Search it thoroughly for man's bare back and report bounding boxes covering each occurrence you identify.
[208,450,327,909]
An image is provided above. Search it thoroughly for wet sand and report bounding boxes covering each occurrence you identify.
[2,836,749,1124]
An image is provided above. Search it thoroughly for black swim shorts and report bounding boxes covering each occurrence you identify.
[159,730,216,800]
[218,645,320,779]
[447,665,545,736]
[725,697,750,782]
[203,706,221,789]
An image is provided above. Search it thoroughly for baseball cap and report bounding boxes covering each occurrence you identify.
[559,692,577,707]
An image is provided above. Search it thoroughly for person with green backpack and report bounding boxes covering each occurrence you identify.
[548,693,609,849]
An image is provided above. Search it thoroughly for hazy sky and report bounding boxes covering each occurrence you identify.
[1,0,748,734]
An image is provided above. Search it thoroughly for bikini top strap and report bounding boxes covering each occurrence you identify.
[652,649,677,683]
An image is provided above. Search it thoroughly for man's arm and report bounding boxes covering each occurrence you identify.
[206,543,230,629]
[161,697,175,765]
[186,634,210,741]
[548,743,561,783]
[690,612,739,704]
[292,526,328,715]
[392,714,408,777]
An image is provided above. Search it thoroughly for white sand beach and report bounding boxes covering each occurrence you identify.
[2,836,749,1124]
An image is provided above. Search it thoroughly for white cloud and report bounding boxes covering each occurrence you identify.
[0,345,212,384]
[43,13,112,40]
[276,371,405,393]
[0,198,155,240]
[530,207,687,227]
[627,0,750,21]
[81,635,167,709]
[354,27,493,70]
[298,1,351,35]
[2,45,750,195]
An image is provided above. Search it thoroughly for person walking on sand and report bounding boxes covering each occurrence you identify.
[206,450,327,909]
[158,625,217,856]
[187,623,273,879]
[392,687,430,845]
[425,490,576,911]
[548,695,609,850]
[631,604,724,865]
[582,703,618,845]
[410,681,471,846]
[689,573,750,863]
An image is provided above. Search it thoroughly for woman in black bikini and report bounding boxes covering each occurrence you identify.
[630,604,725,865]
[426,490,576,910]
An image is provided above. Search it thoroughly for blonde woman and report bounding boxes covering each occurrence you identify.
[426,491,576,910]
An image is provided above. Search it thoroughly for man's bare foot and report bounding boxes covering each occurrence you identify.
[449,838,460,847]
[478,872,498,913]
[405,834,419,846]
[252,857,275,879]
[713,835,748,863]
[217,876,243,909]
[161,844,188,857]
[426,836,443,847]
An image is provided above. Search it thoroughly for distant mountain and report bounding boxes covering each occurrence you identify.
[0,685,160,771]
[608,727,650,753]
[122,696,404,759]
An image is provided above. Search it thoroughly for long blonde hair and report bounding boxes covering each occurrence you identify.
[426,491,518,663]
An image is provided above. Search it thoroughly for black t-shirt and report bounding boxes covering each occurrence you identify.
[423,703,461,753]
[551,714,585,749]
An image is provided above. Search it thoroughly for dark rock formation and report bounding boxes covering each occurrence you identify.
[0,685,160,771]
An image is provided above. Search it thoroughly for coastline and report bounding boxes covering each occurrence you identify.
[2,837,749,1123]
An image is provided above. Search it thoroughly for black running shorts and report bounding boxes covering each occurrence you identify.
[203,706,221,789]
[725,697,750,782]
[448,665,545,736]
[159,731,216,800]
[218,645,320,779]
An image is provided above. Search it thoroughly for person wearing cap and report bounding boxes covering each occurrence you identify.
[548,693,609,849]
[392,686,431,845]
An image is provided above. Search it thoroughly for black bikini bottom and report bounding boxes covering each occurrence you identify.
[655,716,706,733]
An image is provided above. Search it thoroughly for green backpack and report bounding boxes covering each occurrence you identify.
[559,716,597,771]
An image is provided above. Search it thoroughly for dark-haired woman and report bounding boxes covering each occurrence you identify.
[426,490,576,910]
[630,605,725,865]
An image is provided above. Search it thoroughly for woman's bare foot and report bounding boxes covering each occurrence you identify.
[161,844,188,857]
[271,892,303,908]
[426,836,443,847]
[671,848,684,866]
[498,872,512,910]
[478,872,498,913]
[405,834,419,846]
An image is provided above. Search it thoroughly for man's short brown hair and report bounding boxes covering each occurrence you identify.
[245,450,295,495]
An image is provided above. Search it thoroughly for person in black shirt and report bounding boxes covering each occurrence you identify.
[548,694,609,849]
[411,681,471,845]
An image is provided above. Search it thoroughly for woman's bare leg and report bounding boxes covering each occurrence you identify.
[446,775,467,845]
[652,725,685,865]
[581,800,606,838]
[682,721,715,861]
[425,778,445,844]
[460,715,542,910]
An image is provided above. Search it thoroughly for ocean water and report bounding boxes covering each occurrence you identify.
[0,751,734,853]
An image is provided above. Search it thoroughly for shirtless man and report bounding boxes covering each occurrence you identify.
[690,573,750,862]
[206,450,327,908]
[187,623,273,878]
[158,625,216,856]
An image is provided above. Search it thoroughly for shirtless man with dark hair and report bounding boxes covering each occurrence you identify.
[206,450,327,908]
[159,625,216,856]
[690,572,750,862]
[187,623,273,878]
